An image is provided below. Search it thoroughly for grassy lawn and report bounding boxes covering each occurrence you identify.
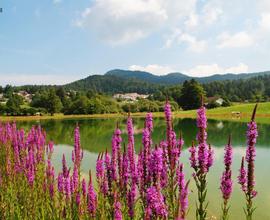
[1,102,270,124]
[173,102,270,123]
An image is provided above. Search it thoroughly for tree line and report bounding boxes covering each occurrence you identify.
[1,74,270,115]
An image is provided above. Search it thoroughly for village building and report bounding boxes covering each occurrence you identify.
[113,93,149,102]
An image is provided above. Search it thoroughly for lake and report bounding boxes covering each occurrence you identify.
[16,117,270,219]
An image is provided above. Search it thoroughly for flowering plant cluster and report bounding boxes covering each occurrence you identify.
[0,102,258,220]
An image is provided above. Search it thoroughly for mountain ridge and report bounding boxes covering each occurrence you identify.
[64,69,270,94]
[105,69,270,84]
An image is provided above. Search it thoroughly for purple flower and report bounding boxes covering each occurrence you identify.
[96,153,104,181]
[197,106,207,129]
[189,142,197,169]
[238,157,247,192]
[146,186,168,218]
[127,115,137,184]
[121,147,129,188]
[105,151,112,192]
[145,112,153,131]
[164,100,172,124]
[220,170,233,200]
[245,105,258,198]
[114,193,123,220]
[76,192,81,206]
[82,178,87,197]
[111,125,122,181]
[149,147,163,184]
[224,136,233,169]
[62,154,68,178]
[246,121,258,163]
[57,173,64,193]
[87,174,97,217]
[73,125,83,168]
[220,136,233,201]
[196,106,209,173]
[127,182,136,218]
[72,166,79,191]
[65,176,71,200]
[177,164,189,218]
[26,165,35,186]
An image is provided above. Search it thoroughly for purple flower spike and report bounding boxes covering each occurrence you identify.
[220,170,233,200]
[220,136,233,201]
[87,171,97,217]
[145,112,153,131]
[146,186,168,218]
[189,141,197,169]
[82,178,87,197]
[114,192,123,220]
[111,124,122,181]
[224,135,233,170]
[238,157,247,192]
[58,173,64,193]
[127,115,137,184]
[96,153,104,181]
[176,164,189,219]
[196,104,210,174]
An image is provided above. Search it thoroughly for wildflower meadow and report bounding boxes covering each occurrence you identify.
[0,101,258,220]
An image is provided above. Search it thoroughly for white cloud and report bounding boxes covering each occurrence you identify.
[179,33,207,53]
[184,63,249,77]
[184,12,198,28]
[0,74,78,86]
[164,30,207,53]
[129,64,175,75]
[257,0,270,13]
[217,31,254,48]
[74,0,196,45]
[202,3,223,25]
[259,13,270,30]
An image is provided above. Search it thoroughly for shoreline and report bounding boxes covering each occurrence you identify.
[1,111,270,124]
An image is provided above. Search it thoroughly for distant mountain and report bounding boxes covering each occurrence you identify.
[106,69,270,84]
[64,74,159,94]
[105,69,190,84]
[65,69,270,93]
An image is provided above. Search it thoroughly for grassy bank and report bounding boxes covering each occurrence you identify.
[1,102,270,124]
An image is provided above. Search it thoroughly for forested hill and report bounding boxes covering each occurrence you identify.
[64,69,270,95]
[64,74,159,94]
[105,69,270,84]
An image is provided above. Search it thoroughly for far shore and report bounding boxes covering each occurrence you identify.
[1,102,270,124]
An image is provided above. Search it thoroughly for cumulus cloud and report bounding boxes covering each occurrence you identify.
[184,63,249,77]
[184,12,198,29]
[217,31,254,48]
[129,64,175,75]
[259,13,270,30]
[202,2,223,25]
[74,0,196,45]
[164,30,207,53]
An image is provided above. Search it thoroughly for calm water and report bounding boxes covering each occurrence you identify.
[17,117,270,219]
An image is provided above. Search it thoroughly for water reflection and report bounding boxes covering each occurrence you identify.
[17,117,270,150]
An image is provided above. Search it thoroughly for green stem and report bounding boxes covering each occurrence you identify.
[196,174,207,220]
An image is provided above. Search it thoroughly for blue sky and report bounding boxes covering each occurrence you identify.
[1,0,270,85]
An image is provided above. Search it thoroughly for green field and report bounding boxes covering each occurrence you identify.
[1,102,270,124]
[173,102,270,123]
